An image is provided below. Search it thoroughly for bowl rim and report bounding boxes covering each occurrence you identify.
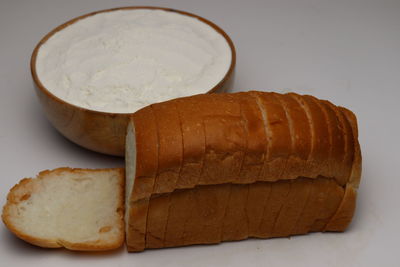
[30,6,237,116]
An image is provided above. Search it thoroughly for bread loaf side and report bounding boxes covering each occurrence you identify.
[126,91,361,251]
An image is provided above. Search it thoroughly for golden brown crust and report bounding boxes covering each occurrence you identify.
[200,94,246,185]
[252,92,292,182]
[272,178,312,237]
[291,179,317,235]
[338,108,356,187]
[319,100,346,183]
[174,95,206,189]
[2,168,125,251]
[273,93,308,180]
[257,180,291,238]
[164,189,193,247]
[151,102,183,194]
[190,184,231,245]
[146,194,170,248]
[322,107,361,231]
[130,92,360,193]
[247,182,272,237]
[130,107,159,200]
[275,94,311,161]
[309,179,344,232]
[127,91,361,251]
[144,177,346,249]
[300,95,331,177]
[126,106,159,252]
[145,101,183,248]
[235,93,267,184]
[125,198,149,252]
[324,184,357,231]
[340,107,362,188]
[221,184,249,241]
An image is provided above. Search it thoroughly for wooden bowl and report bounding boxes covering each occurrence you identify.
[31,6,236,156]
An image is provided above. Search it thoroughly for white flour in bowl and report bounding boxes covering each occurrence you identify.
[36,9,232,113]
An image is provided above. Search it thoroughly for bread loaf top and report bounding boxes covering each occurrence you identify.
[130,91,361,197]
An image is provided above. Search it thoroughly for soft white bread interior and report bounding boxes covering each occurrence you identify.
[2,168,124,251]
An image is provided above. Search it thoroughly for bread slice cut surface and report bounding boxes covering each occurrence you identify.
[2,168,124,251]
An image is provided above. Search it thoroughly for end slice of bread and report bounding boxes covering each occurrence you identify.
[2,168,124,251]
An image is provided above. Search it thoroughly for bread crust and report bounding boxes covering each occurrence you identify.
[145,101,183,248]
[319,100,346,183]
[323,107,361,231]
[174,95,206,188]
[221,184,249,241]
[129,92,359,195]
[340,107,362,188]
[144,176,346,249]
[272,178,312,237]
[151,102,183,194]
[247,182,272,237]
[252,92,292,182]
[183,184,231,246]
[164,189,193,247]
[127,91,362,251]
[200,94,246,185]
[2,168,125,251]
[235,93,267,184]
[127,106,159,252]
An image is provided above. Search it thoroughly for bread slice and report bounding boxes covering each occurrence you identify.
[235,92,267,184]
[252,91,292,181]
[125,106,159,252]
[2,168,124,251]
[146,101,183,248]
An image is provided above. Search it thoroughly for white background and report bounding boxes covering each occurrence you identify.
[1,0,399,266]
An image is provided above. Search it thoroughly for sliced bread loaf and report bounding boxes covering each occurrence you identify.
[126,91,361,251]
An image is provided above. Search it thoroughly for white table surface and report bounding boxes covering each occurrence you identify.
[1,0,399,266]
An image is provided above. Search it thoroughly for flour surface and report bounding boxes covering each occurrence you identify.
[36,9,232,113]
